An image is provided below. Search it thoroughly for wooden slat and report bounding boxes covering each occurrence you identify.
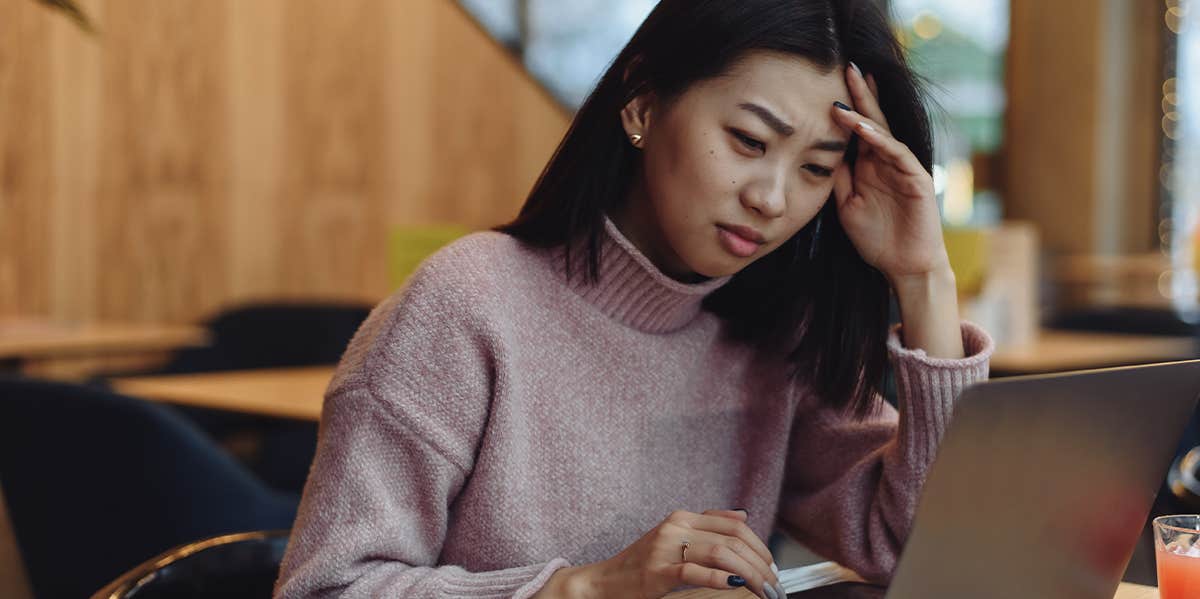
[0,0,53,317]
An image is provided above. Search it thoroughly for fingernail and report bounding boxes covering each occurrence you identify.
[733,507,749,516]
[857,121,876,133]
[776,581,788,598]
[764,582,779,599]
[771,561,780,575]
[849,61,863,76]
[833,101,852,111]
[727,575,746,587]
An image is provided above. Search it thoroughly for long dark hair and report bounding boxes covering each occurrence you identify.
[499,0,933,417]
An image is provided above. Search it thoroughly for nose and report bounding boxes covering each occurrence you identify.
[739,169,787,219]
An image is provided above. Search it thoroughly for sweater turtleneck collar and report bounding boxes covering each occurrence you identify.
[563,217,732,334]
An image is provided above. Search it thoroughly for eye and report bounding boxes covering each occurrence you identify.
[803,164,834,177]
[730,129,765,153]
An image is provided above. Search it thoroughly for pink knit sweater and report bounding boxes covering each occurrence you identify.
[274,219,993,598]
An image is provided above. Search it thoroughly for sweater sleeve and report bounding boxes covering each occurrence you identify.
[776,321,993,583]
[273,259,570,598]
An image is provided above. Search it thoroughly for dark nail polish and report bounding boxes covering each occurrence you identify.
[834,101,852,111]
[727,575,747,587]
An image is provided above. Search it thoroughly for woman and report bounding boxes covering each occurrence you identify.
[275,1,992,598]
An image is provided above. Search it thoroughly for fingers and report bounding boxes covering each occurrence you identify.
[702,507,748,523]
[866,72,879,99]
[670,510,778,597]
[654,511,787,599]
[846,63,889,132]
[689,515,779,598]
[830,105,926,177]
[685,529,776,598]
[689,514,775,571]
[675,562,750,594]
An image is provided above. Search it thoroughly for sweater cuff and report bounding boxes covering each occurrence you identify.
[887,321,994,466]
[438,558,572,599]
[887,320,994,369]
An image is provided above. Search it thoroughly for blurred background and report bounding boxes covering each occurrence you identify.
[0,0,1197,597]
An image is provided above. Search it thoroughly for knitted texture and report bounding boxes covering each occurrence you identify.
[274,220,993,597]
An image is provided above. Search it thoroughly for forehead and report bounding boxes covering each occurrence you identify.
[687,51,851,136]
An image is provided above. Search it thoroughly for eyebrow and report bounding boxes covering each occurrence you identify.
[737,102,848,153]
[810,139,849,153]
[739,102,795,136]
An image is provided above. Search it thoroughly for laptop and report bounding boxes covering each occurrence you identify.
[797,359,1200,599]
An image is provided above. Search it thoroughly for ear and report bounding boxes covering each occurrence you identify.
[620,92,655,143]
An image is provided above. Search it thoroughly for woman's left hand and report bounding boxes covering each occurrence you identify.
[830,65,950,287]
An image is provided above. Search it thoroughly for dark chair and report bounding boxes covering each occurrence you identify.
[1167,445,1200,510]
[94,302,371,494]
[91,530,290,599]
[0,377,299,599]
[159,302,372,374]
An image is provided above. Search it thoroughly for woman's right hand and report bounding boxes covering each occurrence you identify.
[568,508,784,599]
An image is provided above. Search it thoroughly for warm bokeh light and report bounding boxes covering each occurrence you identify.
[943,159,975,225]
[912,11,944,40]
[1163,112,1181,139]
[1168,6,1184,34]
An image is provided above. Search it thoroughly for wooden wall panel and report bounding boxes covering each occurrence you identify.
[225,0,285,301]
[0,0,53,317]
[48,0,102,323]
[1005,0,1102,255]
[278,0,388,298]
[94,0,230,323]
[0,0,570,324]
[1120,0,1164,254]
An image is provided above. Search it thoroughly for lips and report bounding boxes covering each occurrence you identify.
[716,224,766,258]
[720,224,766,244]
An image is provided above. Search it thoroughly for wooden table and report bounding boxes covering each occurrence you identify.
[0,318,209,364]
[1112,582,1159,599]
[991,329,1195,374]
[664,581,1156,598]
[111,366,333,421]
[105,329,1199,420]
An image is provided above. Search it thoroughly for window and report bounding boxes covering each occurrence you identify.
[889,0,1008,226]
[457,0,657,109]
[1164,1,1199,319]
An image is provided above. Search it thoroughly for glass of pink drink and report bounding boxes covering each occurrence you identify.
[1154,515,1200,598]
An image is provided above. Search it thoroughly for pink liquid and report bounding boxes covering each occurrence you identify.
[1157,546,1200,599]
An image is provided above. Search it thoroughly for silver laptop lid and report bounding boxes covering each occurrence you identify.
[887,360,1200,599]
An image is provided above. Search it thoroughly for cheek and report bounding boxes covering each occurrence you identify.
[645,132,737,218]
[776,187,833,237]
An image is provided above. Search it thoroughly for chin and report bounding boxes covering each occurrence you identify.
[685,253,750,279]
